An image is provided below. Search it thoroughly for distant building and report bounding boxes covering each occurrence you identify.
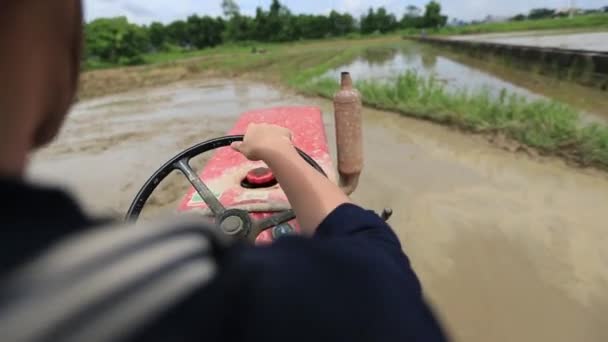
[553,7,582,17]
[483,15,509,23]
[448,18,467,27]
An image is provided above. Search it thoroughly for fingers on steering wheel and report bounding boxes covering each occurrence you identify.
[230,141,242,151]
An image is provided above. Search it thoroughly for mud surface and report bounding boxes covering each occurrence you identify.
[30,79,608,341]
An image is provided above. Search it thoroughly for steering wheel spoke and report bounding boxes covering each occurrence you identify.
[174,159,225,217]
[250,210,296,240]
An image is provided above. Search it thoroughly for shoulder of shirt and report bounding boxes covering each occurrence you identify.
[0,217,223,341]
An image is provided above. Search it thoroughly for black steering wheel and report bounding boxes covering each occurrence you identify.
[126,135,326,242]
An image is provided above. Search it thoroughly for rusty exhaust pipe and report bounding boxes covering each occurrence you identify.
[334,72,363,195]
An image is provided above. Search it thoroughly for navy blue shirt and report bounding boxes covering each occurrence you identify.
[1,179,447,341]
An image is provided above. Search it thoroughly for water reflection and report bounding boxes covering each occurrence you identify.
[327,45,539,99]
[326,43,608,121]
[421,53,437,70]
[360,47,400,66]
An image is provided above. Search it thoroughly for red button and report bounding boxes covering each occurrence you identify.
[246,167,275,185]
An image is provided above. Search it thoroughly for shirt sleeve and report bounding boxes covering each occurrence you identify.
[225,204,448,341]
[315,203,402,245]
[314,203,415,279]
[131,203,448,342]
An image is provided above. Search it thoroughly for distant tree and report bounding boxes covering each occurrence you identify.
[85,17,148,65]
[292,14,330,39]
[224,14,254,41]
[186,15,225,49]
[361,7,398,34]
[360,8,377,34]
[84,0,446,65]
[270,0,282,15]
[166,20,190,47]
[251,7,268,41]
[528,8,555,20]
[405,5,422,18]
[221,0,240,18]
[221,0,254,42]
[251,0,293,41]
[267,0,291,41]
[376,7,398,33]
[422,1,447,28]
[401,4,423,29]
[328,10,356,36]
[148,22,167,51]
[510,14,527,21]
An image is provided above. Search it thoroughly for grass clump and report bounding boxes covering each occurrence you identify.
[403,13,608,36]
[304,70,608,169]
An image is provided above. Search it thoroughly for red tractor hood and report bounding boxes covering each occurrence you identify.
[178,106,337,243]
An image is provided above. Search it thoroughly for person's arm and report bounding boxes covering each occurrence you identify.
[228,125,449,341]
[231,123,351,236]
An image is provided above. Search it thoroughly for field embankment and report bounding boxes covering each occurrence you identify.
[408,33,608,90]
[414,13,608,36]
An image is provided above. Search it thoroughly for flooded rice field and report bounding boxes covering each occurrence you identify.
[325,43,608,122]
[29,77,608,342]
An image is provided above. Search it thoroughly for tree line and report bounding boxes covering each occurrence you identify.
[510,6,608,21]
[85,0,447,66]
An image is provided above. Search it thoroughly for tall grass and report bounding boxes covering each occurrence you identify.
[303,71,608,169]
[404,13,608,36]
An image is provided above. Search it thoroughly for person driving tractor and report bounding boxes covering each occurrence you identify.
[0,1,446,341]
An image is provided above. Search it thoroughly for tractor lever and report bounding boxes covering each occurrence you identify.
[380,208,393,222]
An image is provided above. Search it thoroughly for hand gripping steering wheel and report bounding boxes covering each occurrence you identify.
[126,135,326,242]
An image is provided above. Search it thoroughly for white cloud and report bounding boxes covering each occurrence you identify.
[84,0,606,24]
[84,0,223,24]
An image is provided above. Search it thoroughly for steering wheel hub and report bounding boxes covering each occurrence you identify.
[217,209,252,238]
[221,217,243,234]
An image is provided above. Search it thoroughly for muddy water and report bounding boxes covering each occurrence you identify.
[325,43,608,121]
[30,79,608,341]
[29,79,306,217]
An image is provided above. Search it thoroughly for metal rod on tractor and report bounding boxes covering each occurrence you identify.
[334,72,392,222]
[334,72,363,195]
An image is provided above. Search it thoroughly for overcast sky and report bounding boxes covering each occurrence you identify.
[84,0,606,24]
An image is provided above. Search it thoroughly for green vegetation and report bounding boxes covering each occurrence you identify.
[132,36,608,169]
[190,39,381,83]
[360,8,398,34]
[79,36,388,98]
[84,0,448,68]
[421,1,448,29]
[84,0,608,68]
[85,17,149,66]
[428,13,608,36]
[82,25,608,169]
[298,65,608,169]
